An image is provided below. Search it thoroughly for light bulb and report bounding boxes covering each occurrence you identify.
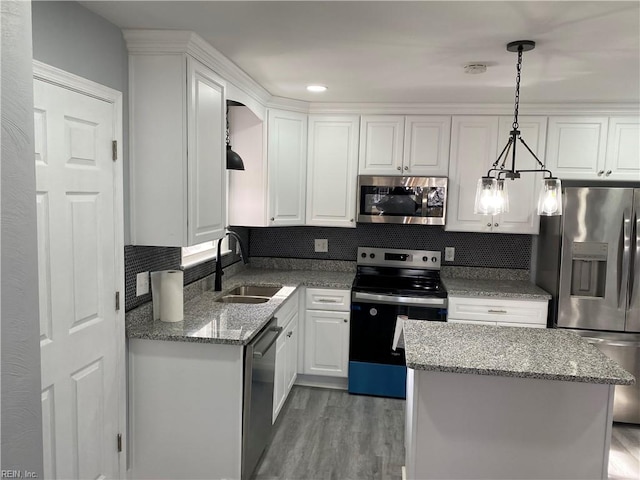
[537,178,563,216]
[542,192,558,214]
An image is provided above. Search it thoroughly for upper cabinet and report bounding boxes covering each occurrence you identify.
[267,109,308,226]
[358,115,450,176]
[129,52,226,246]
[306,115,360,228]
[446,115,547,235]
[545,116,640,181]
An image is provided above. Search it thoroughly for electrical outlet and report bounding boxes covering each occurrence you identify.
[314,239,328,253]
[136,272,150,296]
[445,247,455,262]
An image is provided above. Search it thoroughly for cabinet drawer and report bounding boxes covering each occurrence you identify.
[305,288,351,311]
[448,296,548,326]
[274,290,299,327]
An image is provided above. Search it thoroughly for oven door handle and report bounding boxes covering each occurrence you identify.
[352,291,448,307]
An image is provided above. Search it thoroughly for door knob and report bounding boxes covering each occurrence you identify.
[404,166,408,170]
[270,217,275,221]
[597,170,604,176]
[606,170,612,176]
[396,166,401,171]
[494,223,499,227]
[487,223,492,227]
[343,319,348,323]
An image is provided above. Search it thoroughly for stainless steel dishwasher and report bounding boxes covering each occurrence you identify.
[242,318,282,480]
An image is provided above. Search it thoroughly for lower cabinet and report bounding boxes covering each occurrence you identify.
[273,291,299,423]
[303,288,351,378]
[447,295,548,328]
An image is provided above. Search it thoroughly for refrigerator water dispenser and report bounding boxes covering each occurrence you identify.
[570,242,608,298]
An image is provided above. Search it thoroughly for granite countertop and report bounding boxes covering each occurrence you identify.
[442,277,552,300]
[403,321,635,385]
[126,268,355,346]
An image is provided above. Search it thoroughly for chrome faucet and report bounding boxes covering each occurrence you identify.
[214,230,248,291]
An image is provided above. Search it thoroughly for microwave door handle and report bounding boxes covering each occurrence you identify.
[618,209,632,310]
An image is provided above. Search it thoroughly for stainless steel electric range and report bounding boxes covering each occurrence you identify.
[349,247,447,399]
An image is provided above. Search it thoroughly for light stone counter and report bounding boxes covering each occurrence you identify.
[126,268,354,345]
[403,320,634,385]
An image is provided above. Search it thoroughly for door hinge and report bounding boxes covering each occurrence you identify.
[115,291,120,311]
[117,433,122,452]
[112,140,118,161]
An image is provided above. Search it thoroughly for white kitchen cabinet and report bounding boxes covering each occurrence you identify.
[403,116,451,176]
[268,109,308,226]
[605,117,640,181]
[447,296,548,328]
[304,288,351,378]
[545,116,609,180]
[446,115,546,234]
[129,53,226,246]
[358,115,450,176]
[273,291,299,422]
[306,115,360,227]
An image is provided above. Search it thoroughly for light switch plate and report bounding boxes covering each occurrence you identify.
[445,247,455,262]
[136,271,150,296]
[314,239,328,253]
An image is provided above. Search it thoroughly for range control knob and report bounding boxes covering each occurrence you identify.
[370,253,375,259]
[422,256,428,262]
[361,252,367,258]
[432,256,437,262]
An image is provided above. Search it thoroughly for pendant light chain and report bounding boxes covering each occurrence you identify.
[512,46,523,130]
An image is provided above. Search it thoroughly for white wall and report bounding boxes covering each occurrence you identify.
[1,0,44,475]
[31,0,131,243]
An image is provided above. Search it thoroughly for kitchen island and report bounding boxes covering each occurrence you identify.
[403,321,635,480]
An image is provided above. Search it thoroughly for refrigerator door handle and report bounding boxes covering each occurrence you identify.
[629,210,638,310]
[619,209,632,310]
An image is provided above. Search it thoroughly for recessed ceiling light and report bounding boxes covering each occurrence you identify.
[307,85,328,93]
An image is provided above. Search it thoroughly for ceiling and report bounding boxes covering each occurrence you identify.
[80,1,640,104]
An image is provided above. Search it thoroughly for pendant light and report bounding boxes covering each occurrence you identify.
[226,102,245,171]
[474,40,562,217]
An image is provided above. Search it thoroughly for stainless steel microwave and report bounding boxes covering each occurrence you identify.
[356,176,448,225]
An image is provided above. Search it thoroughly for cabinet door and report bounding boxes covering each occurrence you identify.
[605,117,640,181]
[304,310,349,377]
[403,116,451,176]
[306,115,359,227]
[273,331,287,423]
[358,115,404,175]
[267,109,307,226]
[446,116,499,232]
[545,117,608,180]
[187,58,227,246]
[285,314,299,393]
[493,116,547,234]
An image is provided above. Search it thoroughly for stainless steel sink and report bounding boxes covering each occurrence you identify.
[225,286,282,298]
[215,286,282,304]
[216,295,270,304]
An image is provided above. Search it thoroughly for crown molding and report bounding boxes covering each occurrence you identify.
[308,102,640,116]
[266,96,310,113]
[123,29,272,107]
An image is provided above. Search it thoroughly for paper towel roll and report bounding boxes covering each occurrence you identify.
[150,271,163,321]
[159,270,184,323]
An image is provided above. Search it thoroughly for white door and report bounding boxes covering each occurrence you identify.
[403,116,451,176]
[34,77,123,479]
[304,310,349,377]
[605,117,640,181]
[358,115,405,175]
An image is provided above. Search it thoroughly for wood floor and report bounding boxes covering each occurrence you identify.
[255,385,640,480]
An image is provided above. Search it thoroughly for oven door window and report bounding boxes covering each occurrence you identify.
[360,186,422,217]
[424,186,446,218]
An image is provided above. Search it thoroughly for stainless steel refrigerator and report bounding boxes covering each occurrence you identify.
[536,186,640,424]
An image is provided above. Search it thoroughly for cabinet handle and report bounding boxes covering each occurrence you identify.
[350,218,354,222]
[487,223,492,227]
[270,217,275,221]
[397,166,401,171]
[597,170,604,176]
[343,319,348,323]
[404,166,409,171]
[488,309,508,314]
[317,298,338,303]
[287,331,293,338]
[494,223,499,227]
[606,170,612,176]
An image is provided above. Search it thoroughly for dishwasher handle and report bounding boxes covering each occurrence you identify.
[252,326,283,358]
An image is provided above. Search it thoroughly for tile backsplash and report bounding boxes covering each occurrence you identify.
[248,224,531,270]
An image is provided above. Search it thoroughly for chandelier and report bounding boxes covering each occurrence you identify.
[474,40,562,217]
